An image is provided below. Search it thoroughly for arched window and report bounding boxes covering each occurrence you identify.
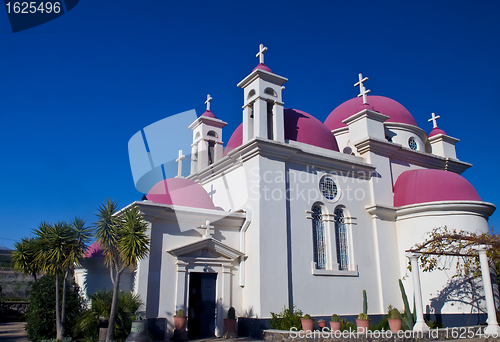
[312,205,326,269]
[207,130,218,138]
[247,89,256,99]
[264,87,277,97]
[334,207,348,271]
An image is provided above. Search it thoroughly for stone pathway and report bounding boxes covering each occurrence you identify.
[0,322,28,342]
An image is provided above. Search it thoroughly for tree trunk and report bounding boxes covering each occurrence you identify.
[106,267,122,342]
[61,269,69,336]
[55,273,63,340]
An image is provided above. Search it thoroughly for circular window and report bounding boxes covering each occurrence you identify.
[408,137,418,150]
[319,175,339,201]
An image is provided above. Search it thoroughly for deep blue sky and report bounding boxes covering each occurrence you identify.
[1,1,499,249]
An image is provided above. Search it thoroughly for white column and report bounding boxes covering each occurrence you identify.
[136,220,152,313]
[174,261,188,313]
[407,252,429,332]
[242,105,252,144]
[273,101,285,143]
[474,245,500,336]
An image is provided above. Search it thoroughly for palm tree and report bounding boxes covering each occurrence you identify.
[12,237,41,280]
[94,199,150,342]
[34,221,76,340]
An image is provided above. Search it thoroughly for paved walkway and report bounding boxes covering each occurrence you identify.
[0,322,28,342]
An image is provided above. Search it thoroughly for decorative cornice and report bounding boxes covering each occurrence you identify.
[188,116,227,130]
[428,133,460,145]
[168,237,244,261]
[354,137,471,174]
[395,200,496,221]
[342,109,390,126]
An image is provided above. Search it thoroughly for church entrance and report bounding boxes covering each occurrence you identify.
[187,272,217,339]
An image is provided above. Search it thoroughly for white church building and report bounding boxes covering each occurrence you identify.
[76,45,496,338]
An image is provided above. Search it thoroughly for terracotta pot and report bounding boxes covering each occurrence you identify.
[355,319,370,333]
[388,318,402,333]
[224,318,237,333]
[174,316,187,330]
[301,318,314,332]
[318,321,327,328]
[329,321,341,332]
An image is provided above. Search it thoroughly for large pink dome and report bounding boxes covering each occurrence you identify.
[394,169,481,207]
[147,178,216,210]
[324,95,418,131]
[84,241,104,258]
[224,109,339,156]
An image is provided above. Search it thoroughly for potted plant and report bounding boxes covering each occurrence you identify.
[172,309,188,341]
[329,314,341,332]
[224,307,237,336]
[301,314,314,332]
[355,313,370,333]
[318,319,327,329]
[387,306,402,333]
[356,290,370,333]
[174,309,187,330]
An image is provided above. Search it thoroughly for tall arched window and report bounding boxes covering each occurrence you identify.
[334,207,348,270]
[312,205,326,269]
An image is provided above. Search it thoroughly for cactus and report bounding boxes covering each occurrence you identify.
[331,314,340,322]
[398,279,415,330]
[227,307,236,319]
[357,313,368,320]
[303,314,312,319]
[362,289,367,315]
[390,308,401,320]
[176,309,185,317]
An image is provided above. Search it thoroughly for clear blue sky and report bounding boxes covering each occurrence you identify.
[1,0,499,249]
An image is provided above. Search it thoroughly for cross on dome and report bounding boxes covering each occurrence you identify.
[175,150,185,178]
[354,73,371,104]
[256,44,268,64]
[201,219,214,239]
[428,112,441,128]
[205,94,213,111]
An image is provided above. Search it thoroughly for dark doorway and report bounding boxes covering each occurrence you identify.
[188,272,217,339]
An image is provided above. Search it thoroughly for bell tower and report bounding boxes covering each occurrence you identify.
[189,95,227,174]
[237,44,288,144]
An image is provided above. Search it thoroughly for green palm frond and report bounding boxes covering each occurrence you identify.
[116,205,150,269]
[94,199,121,265]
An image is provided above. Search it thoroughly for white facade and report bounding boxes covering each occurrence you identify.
[77,47,495,337]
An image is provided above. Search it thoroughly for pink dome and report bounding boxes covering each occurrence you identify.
[223,109,339,156]
[324,95,418,131]
[428,126,447,137]
[253,63,272,73]
[84,241,104,258]
[394,169,481,207]
[201,110,216,118]
[147,178,216,210]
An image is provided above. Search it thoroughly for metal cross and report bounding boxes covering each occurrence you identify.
[175,150,185,178]
[205,94,213,111]
[201,220,214,238]
[428,112,441,128]
[256,44,268,64]
[354,73,371,104]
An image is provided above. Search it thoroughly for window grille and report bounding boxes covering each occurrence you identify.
[319,176,337,200]
[312,205,326,269]
[335,208,348,270]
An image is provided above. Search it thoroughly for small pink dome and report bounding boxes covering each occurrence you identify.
[428,126,447,137]
[84,241,104,258]
[201,110,216,118]
[253,63,272,73]
[147,178,216,210]
[223,109,339,156]
[394,169,481,207]
[324,95,418,131]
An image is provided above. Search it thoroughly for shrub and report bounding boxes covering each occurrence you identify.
[340,318,356,332]
[269,305,303,331]
[73,289,142,342]
[25,274,84,342]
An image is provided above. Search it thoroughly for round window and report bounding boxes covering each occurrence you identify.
[408,137,418,150]
[319,175,339,201]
